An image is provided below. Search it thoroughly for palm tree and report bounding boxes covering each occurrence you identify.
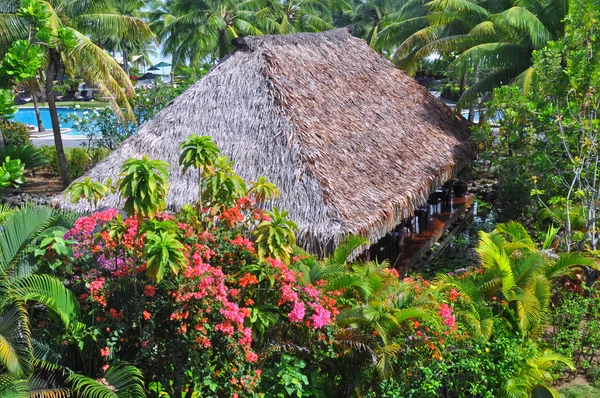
[19,77,45,132]
[265,0,348,33]
[382,0,571,111]
[0,0,153,186]
[102,0,157,77]
[438,221,596,338]
[151,0,266,66]
[352,0,411,50]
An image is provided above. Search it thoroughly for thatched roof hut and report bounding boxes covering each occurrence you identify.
[61,27,476,257]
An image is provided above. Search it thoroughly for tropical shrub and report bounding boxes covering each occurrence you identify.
[0,119,30,146]
[63,80,194,150]
[68,148,89,179]
[0,145,47,169]
[0,156,25,189]
[439,222,596,339]
[39,146,90,180]
[552,282,600,381]
[57,139,340,397]
[0,204,145,397]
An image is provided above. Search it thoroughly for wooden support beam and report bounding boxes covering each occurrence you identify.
[399,194,474,275]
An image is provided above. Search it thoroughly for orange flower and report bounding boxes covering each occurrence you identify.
[143,310,151,320]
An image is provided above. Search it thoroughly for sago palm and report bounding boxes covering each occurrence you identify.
[438,221,596,338]
[337,280,439,379]
[296,235,389,299]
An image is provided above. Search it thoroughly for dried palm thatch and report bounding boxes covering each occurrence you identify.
[59,27,476,257]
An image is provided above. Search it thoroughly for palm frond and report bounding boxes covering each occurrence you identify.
[0,304,32,377]
[9,274,80,329]
[66,364,145,398]
[0,205,58,274]
[544,252,597,280]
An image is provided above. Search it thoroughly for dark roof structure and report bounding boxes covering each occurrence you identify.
[61,27,476,257]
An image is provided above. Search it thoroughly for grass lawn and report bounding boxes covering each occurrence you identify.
[18,101,109,109]
[558,384,600,397]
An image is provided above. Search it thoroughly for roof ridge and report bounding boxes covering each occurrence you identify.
[232,26,354,51]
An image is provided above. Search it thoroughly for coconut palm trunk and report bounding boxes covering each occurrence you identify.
[32,91,45,132]
[122,42,129,77]
[45,49,70,187]
[0,121,5,147]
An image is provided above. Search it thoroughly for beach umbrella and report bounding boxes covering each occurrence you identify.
[139,72,159,80]
[152,61,171,76]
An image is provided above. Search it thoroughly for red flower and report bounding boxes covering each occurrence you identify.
[143,310,152,320]
[144,285,156,297]
[100,347,110,357]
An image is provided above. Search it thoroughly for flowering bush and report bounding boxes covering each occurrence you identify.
[63,196,339,397]
[0,119,30,146]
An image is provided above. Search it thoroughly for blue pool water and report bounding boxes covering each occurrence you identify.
[13,108,88,136]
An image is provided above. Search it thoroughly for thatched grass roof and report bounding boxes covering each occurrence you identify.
[60,27,476,257]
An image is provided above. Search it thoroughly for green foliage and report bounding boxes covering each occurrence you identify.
[440,221,596,339]
[249,176,280,205]
[482,0,600,250]
[552,285,600,380]
[370,326,569,398]
[31,228,74,272]
[0,120,31,146]
[64,177,109,212]
[178,135,220,177]
[38,146,60,175]
[259,354,311,397]
[0,145,47,170]
[65,364,145,398]
[254,208,298,264]
[179,134,221,201]
[0,157,25,189]
[68,148,89,180]
[591,366,600,388]
[118,156,170,220]
[0,90,17,119]
[0,40,44,82]
[39,146,91,180]
[201,156,246,206]
[16,0,51,26]
[143,231,186,282]
[558,384,600,398]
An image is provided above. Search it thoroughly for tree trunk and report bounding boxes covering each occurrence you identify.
[45,49,70,187]
[122,42,129,77]
[171,51,179,83]
[459,73,467,96]
[32,92,45,132]
[0,120,5,147]
[468,65,479,122]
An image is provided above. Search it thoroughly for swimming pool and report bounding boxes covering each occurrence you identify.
[13,108,88,137]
